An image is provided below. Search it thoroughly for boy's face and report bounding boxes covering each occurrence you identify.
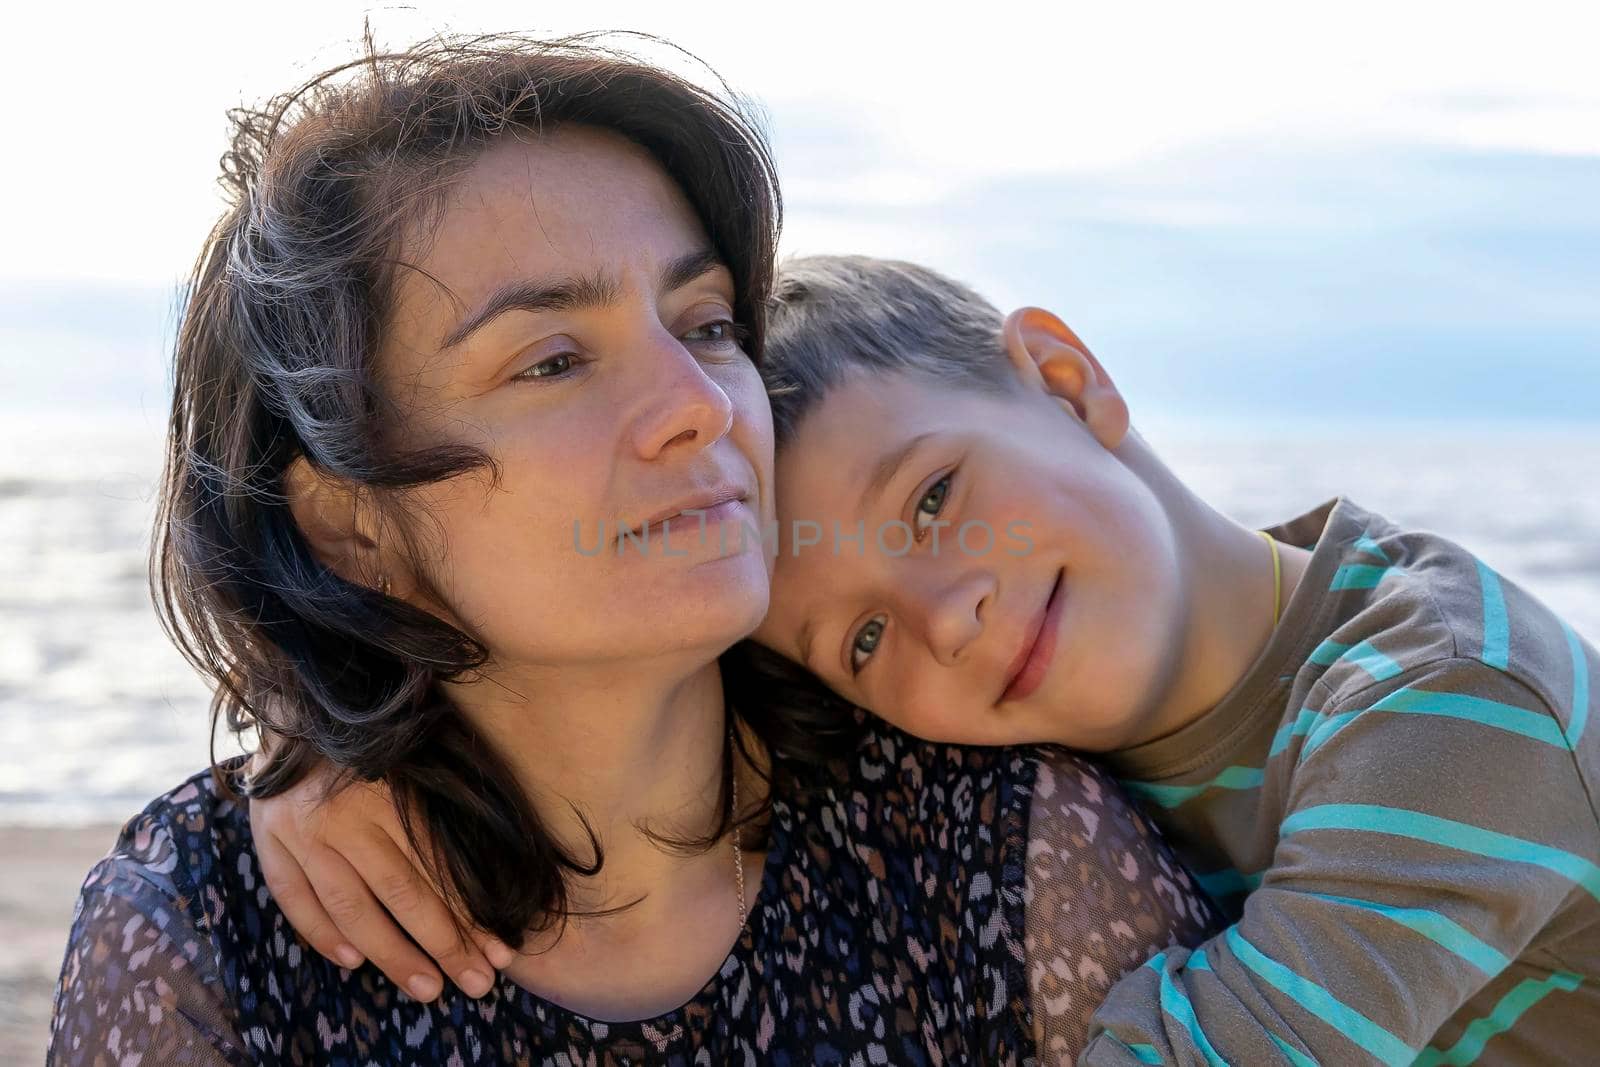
[752,367,1185,751]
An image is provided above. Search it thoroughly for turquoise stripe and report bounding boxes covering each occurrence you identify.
[1366,688,1566,748]
[1270,709,1322,757]
[1300,687,1564,767]
[1343,639,1404,682]
[1299,710,1360,762]
[1332,563,1393,590]
[1269,1033,1319,1067]
[1186,943,1316,1067]
[1157,955,1230,1066]
[1305,892,1510,976]
[1353,533,1392,562]
[1309,637,1350,666]
[1196,946,1318,1067]
[1108,1037,1163,1065]
[1308,637,1402,681]
[1476,559,1510,670]
[1225,927,1417,1066]
[1196,867,1264,898]
[1412,971,1581,1066]
[1281,804,1600,905]
[1564,621,1590,749]
[1122,764,1265,810]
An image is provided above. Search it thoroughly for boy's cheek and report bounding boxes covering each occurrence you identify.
[864,689,949,742]
[879,692,1038,747]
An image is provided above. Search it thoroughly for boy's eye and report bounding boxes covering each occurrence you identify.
[913,472,953,537]
[850,615,887,674]
[683,319,743,346]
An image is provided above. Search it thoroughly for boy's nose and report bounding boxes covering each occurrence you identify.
[909,568,996,667]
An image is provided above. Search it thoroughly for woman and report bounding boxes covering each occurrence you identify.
[49,31,1217,1064]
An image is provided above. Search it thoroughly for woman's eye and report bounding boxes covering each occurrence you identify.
[849,615,886,674]
[512,352,580,382]
[913,473,953,537]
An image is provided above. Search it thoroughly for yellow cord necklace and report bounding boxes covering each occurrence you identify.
[1256,529,1283,626]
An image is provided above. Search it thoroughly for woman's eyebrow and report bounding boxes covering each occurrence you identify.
[439,272,616,351]
[439,248,724,352]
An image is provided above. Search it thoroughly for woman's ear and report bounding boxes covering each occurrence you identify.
[1002,306,1130,450]
[282,455,386,592]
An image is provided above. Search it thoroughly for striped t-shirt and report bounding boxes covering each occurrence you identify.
[1083,497,1600,1066]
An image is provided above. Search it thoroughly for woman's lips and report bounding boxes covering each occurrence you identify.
[617,497,752,549]
[653,497,748,540]
[999,568,1067,705]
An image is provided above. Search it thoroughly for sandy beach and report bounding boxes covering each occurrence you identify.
[1,824,123,1064]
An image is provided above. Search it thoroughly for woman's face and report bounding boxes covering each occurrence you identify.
[378,126,775,674]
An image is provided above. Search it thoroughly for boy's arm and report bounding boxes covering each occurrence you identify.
[249,760,514,999]
[1080,657,1599,1066]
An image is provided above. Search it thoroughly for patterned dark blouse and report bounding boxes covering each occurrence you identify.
[49,715,1219,1065]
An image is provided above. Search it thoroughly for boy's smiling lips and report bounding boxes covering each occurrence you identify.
[998,567,1067,707]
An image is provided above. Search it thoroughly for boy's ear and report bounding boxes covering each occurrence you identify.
[282,455,389,593]
[1002,306,1130,450]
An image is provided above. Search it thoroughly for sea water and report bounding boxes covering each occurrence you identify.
[3,410,1597,826]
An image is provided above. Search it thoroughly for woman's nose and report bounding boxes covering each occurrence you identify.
[629,334,736,459]
[908,567,996,667]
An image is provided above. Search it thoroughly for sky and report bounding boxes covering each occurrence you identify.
[2,1,1597,426]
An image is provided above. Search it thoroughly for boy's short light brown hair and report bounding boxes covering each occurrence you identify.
[762,255,1020,447]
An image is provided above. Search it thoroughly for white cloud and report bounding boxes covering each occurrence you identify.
[1,0,1596,286]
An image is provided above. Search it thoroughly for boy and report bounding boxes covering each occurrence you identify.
[748,255,1600,1064]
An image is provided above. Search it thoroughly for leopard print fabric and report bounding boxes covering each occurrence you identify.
[1021,753,1220,1060]
[49,714,1219,1065]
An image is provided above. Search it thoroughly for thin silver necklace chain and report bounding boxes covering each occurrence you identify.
[730,724,747,929]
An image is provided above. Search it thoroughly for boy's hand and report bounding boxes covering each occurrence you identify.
[248,757,516,1001]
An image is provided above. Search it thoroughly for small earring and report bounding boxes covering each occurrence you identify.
[379,573,392,597]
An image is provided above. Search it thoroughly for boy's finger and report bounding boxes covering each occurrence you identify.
[300,842,447,1003]
[338,830,498,998]
[380,815,518,972]
[477,933,518,970]
[256,828,365,970]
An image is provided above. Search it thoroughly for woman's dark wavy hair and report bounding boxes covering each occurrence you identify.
[153,26,861,947]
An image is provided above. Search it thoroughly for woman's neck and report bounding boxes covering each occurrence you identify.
[446,655,747,936]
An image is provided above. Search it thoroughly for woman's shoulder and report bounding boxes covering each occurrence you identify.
[805,715,1216,942]
[788,709,1046,943]
[795,712,1197,894]
[81,757,251,915]
[50,760,255,1065]
[770,712,1052,1058]
[834,709,1042,850]
[61,758,257,978]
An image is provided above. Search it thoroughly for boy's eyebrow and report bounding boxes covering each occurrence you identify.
[438,248,724,352]
[657,248,728,296]
[857,431,937,514]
